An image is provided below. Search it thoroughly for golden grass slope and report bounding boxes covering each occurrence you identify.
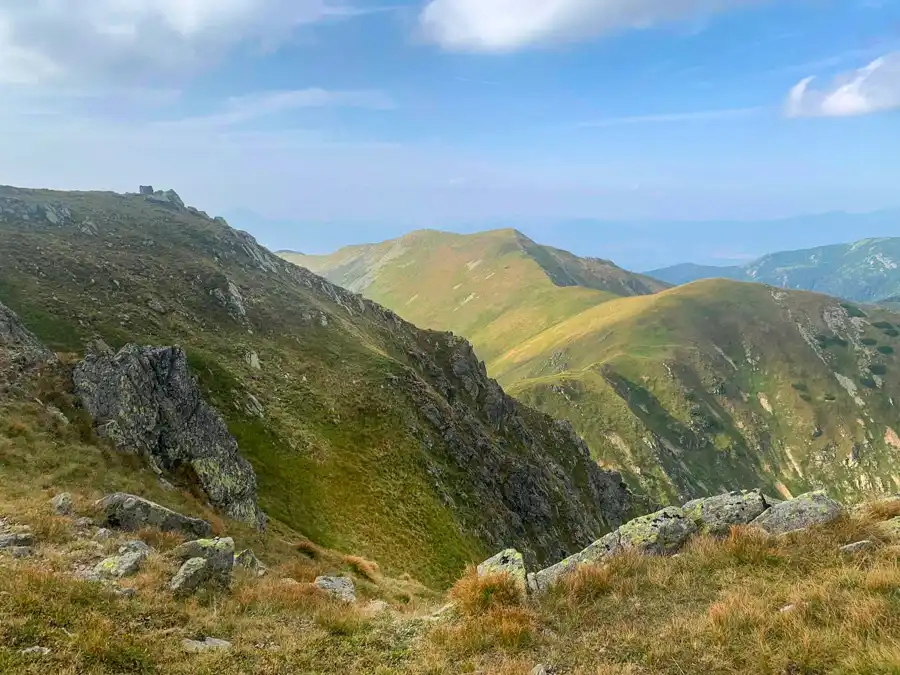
[281,228,667,365]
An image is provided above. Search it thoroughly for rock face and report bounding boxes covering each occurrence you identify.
[315,576,356,603]
[74,345,265,529]
[97,493,212,538]
[0,300,56,366]
[683,490,770,536]
[750,491,845,535]
[477,549,527,592]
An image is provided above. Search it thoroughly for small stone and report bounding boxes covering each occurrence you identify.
[840,540,876,554]
[364,600,391,616]
[19,646,51,656]
[182,637,232,653]
[50,492,74,516]
[780,604,796,613]
[0,533,34,548]
[75,517,94,529]
[93,548,149,579]
[11,546,33,558]
[93,528,112,542]
[279,578,300,586]
[116,587,137,598]
[314,575,356,603]
[147,298,166,314]
[531,666,549,675]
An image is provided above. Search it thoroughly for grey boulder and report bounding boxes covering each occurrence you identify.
[50,492,74,516]
[93,547,150,579]
[683,490,770,536]
[97,493,212,538]
[750,491,844,535]
[170,558,211,595]
[171,537,234,585]
[0,533,34,548]
[314,576,356,603]
[235,548,267,576]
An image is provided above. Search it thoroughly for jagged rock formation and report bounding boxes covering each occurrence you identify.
[75,345,265,530]
[0,301,56,384]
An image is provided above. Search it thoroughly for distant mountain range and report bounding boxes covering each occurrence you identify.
[282,228,900,507]
[648,237,900,304]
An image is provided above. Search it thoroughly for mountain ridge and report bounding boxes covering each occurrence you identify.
[648,235,900,304]
[287,229,900,506]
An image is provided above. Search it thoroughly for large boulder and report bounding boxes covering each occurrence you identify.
[97,493,212,539]
[170,558,210,595]
[529,507,697,593]
[683,490,770,536]
[477,549,527,592]
[74,344,265,529]
[750,491,844,535]
[615,507,698,555]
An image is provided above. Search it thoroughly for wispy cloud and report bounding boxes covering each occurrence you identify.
[420,0,771,52]
[580,106,764,128]
[156,89,395,129]
[0,0,376,86]
[786,52,900,117]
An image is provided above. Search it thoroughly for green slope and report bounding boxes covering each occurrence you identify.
[281,228,667,364]
[289,229,900,506]
[0,187,635,587]
[649,237,900,304]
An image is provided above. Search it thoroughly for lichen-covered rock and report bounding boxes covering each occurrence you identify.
[314,575,356,603]
[683,490,770,536]
[97,493,212,538]
[119,540,152,556]
[170,557,210,595]
[750,491,845,535]
[92,547,149,579]
[171,538,234,585]
[530,507,696,592]
[50,492,74,516]
[529,530,622,592]
[235,548,267,576]
[616,507,698,555]
[477,549,528,591]
[74,345,265,529]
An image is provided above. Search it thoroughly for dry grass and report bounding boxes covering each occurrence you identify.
[449,567,525,616]
[344,554,381,582]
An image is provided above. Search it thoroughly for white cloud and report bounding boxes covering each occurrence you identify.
[419,0,765,52]
[157,88,396,128]
[581,106,763,127]
[786,52,900,118]
[0,0,363,85]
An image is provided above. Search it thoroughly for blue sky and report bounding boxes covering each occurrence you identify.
[0,0,898,269]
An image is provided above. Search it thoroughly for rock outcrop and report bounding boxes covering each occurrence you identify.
[75,345,265,529]
[0,300,56,368]
[97,493,212,538]
[683,490,771,536]
[750,491,844,535]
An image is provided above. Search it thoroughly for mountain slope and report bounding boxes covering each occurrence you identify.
[281,228,667,364]
[287,230,900,506]
[0,186,636,586]
[648,237,900,303]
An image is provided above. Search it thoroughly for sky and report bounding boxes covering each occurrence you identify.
[1,0,899,269]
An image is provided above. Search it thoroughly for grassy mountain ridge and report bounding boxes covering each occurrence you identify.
[0,187,635,587]
[648,236,900,304]
[290,230,900,506]
[281,228,667,365]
